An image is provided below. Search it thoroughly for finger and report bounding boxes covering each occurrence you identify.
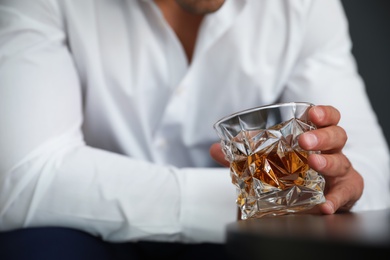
[209,143,230,167]
[309,105,341,127]
[319,178,363,214]
[298,125,347,152]
[318,200,336,215]
[307,153,352,177]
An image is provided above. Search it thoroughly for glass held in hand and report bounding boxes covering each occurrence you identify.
[213,102,326,219]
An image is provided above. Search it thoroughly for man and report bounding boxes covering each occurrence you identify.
[1,0,389,259]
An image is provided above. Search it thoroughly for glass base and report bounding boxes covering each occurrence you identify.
[238,186,326,219]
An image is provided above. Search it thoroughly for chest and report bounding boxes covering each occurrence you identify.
[64,0,303,127]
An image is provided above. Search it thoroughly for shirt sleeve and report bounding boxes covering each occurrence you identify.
[0,0,237,243]
[280,0,390,210]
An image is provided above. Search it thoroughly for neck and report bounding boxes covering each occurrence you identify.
[154,0,204,63]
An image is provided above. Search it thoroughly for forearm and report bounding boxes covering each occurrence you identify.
[0,138,237,243]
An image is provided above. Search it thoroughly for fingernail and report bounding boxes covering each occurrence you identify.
[303,133,318,149]
[313,107,325,121]
[324,200,335,214]
[314,154,326,169]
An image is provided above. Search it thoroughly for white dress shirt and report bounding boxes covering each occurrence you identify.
[1,0,389,244]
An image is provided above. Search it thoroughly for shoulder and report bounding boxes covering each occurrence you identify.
[245,0,344,18]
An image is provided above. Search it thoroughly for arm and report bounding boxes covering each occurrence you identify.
[210,0,390,213]
[281,0,390,211]
[0,0,236,243]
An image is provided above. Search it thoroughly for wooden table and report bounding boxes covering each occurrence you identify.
[225,209,390,259]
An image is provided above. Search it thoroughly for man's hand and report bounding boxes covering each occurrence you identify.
[298,105,363,214]
[209,105,364,215]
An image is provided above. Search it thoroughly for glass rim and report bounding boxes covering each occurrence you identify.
[213,101,314,129]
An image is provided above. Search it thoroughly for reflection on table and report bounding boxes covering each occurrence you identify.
[226,209,390,259]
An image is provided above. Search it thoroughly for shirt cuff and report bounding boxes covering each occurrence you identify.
[178,167,238,243]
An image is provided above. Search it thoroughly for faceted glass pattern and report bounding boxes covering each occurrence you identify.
[214,102,325,219]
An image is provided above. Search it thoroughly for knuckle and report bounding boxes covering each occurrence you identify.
[342,156,352,174]
[324,154,350,176]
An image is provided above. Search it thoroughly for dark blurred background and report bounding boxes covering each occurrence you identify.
[340,0,390,146]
